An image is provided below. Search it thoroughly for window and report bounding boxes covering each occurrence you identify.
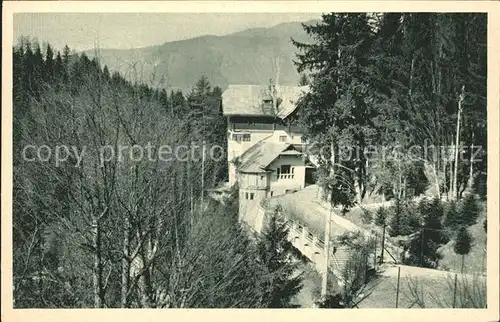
[250,193,254,200]
[260,175,264,181]
[232,133,251,142]
[245,192,249,200]
[281,165,291,174]
[278,165,293,179]
[279,135,287,142]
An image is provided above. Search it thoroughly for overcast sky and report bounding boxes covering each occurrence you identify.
[14,13,321,51]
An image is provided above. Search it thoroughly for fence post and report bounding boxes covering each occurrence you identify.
[395,266,401,308]
[302,226,308,245]
[420,228,424,267]
[380,225,386,264]
[452,273,458,308]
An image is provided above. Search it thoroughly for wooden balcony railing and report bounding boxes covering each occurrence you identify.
[277,174,294,179]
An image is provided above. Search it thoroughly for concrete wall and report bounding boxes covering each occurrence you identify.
[239,195,267,234]
[285,219,350,278]
[238,196,349,279]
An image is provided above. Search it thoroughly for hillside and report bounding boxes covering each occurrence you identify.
[85,20,316,92]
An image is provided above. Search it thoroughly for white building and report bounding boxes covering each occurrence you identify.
[221,83,314,227]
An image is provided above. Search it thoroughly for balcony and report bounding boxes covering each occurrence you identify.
[277,173,294,180]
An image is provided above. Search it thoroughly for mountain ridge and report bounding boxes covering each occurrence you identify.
[85,20,317,93]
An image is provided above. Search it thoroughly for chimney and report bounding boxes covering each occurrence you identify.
[269,78,278,115]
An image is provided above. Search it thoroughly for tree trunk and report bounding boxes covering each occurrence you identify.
[92,217,104,308]
[379,224,386,264]
[355,165,362,204]
[121,215,130,308]
[321,142,335,300]
[453,86,465,200]
[461,255,465,274]
[468,131,475,190]
[201,142,205,205]
[402,176,408,200]
[430,162,440,200]
[443,160,449,200]
[449,147,454,200]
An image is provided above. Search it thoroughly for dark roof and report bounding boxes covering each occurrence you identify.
[222,85,309,118]
[238,138,302,173]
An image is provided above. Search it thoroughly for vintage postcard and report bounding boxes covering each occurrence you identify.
[2,1,499,322]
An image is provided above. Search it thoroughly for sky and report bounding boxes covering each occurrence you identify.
[14,13,322,52]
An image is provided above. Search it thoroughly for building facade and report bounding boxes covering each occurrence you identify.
[221,83,313,229]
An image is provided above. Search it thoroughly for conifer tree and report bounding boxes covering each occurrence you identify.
[374,206,388,227]
[44,43,54,82]
[443,200,460,233]
[388,198,407,236]
[460,194,480,226]
[293,13,378,208]
[454,226,472,273]
[404,197,445,268]
[256,209,302,308]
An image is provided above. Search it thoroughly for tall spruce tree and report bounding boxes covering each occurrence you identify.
[460,193,481,226]
[404,197,446,268]
[256,209,302,308]
[388,197,407,236]
[293,13,378,208]
[454,226,472,273]
[443,200,461,233]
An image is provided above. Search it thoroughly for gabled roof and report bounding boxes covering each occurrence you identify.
[238,138,303,173]
[222,85,309,119]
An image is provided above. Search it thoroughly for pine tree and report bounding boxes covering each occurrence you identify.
[425,197,447,244]
[32,41,45,87]
[404,197,446,268]
[454,226,472,273]
[44,43,54,82]
[102,65,110,82]
[293,13,378,208]
[388,198,407,236]
[374,206,388,227]
[53,51,65,85]
[443,200,460,233]
[256,209,302,308]
[62,44,71,66]
[460,193,480,226]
